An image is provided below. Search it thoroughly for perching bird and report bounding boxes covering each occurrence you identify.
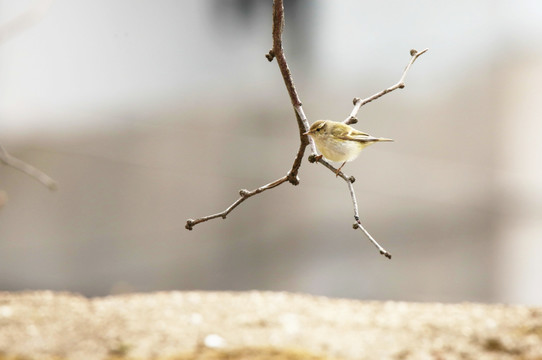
[304,120,393,175]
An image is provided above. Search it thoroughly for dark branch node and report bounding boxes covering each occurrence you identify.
[287,173,300,185]
[265,49,275,62]
[382,251,392,259]
[410,49,418,56]
[308,154,318,163]
[352,223,359,229]
[352,97,360,105]
[398,83,405,89]
[348,176,356,183]
[345,117,358,125]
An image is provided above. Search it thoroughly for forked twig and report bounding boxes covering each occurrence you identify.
[344,48,428,125]
[187,0,310,230]
[186,0,427,259]
[0,143,57,190]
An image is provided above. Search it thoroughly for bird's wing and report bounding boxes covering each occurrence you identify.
[347,128,369,137]
[342,134,380,142]
[334,127,378,142]
[330,126,368,137]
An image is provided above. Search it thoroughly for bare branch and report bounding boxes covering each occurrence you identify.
[270,0,312,184]
[186,0,309,229]
[348,181,391,259]
[0,143,57,190]
[343,48,428,124]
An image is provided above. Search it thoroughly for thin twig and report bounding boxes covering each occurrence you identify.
[0,143,57,190]
[186,176,288,230]
[348,181,391,259]
[344,97,362,125]
[344,48,428,125]
[308,154,391,259]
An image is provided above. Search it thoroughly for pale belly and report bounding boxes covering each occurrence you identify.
[314,137,363,162]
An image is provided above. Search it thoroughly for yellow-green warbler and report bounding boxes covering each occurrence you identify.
[304,120,393,175]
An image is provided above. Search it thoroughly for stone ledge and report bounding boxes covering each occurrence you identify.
[0,291,541,359]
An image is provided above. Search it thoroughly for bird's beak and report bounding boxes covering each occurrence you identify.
[302,130,311,136]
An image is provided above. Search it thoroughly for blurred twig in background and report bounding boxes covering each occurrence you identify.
[0,0,54,45]
[0,0,57,191]
[186,0,427,259]
[0,143,57,190]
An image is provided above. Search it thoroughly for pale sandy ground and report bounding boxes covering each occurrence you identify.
[0,291,541,359]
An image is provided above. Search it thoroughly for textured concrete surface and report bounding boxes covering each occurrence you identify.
[0,291,541,359]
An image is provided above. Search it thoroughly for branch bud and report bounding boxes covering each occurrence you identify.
[265,50,275,62]
[239,189,250,197]
[345,117,358,125]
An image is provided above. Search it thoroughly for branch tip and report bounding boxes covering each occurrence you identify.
[185,219,194,231]
[417,48,429,56]
[352,97,360,105]
[348,176,356,183]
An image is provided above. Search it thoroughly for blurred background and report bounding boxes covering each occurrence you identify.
[1,0,541,305]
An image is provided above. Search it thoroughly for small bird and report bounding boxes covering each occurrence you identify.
[304,120,393,175]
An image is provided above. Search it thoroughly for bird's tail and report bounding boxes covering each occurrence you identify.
[361,136,393,143]
[376,137,393,142]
